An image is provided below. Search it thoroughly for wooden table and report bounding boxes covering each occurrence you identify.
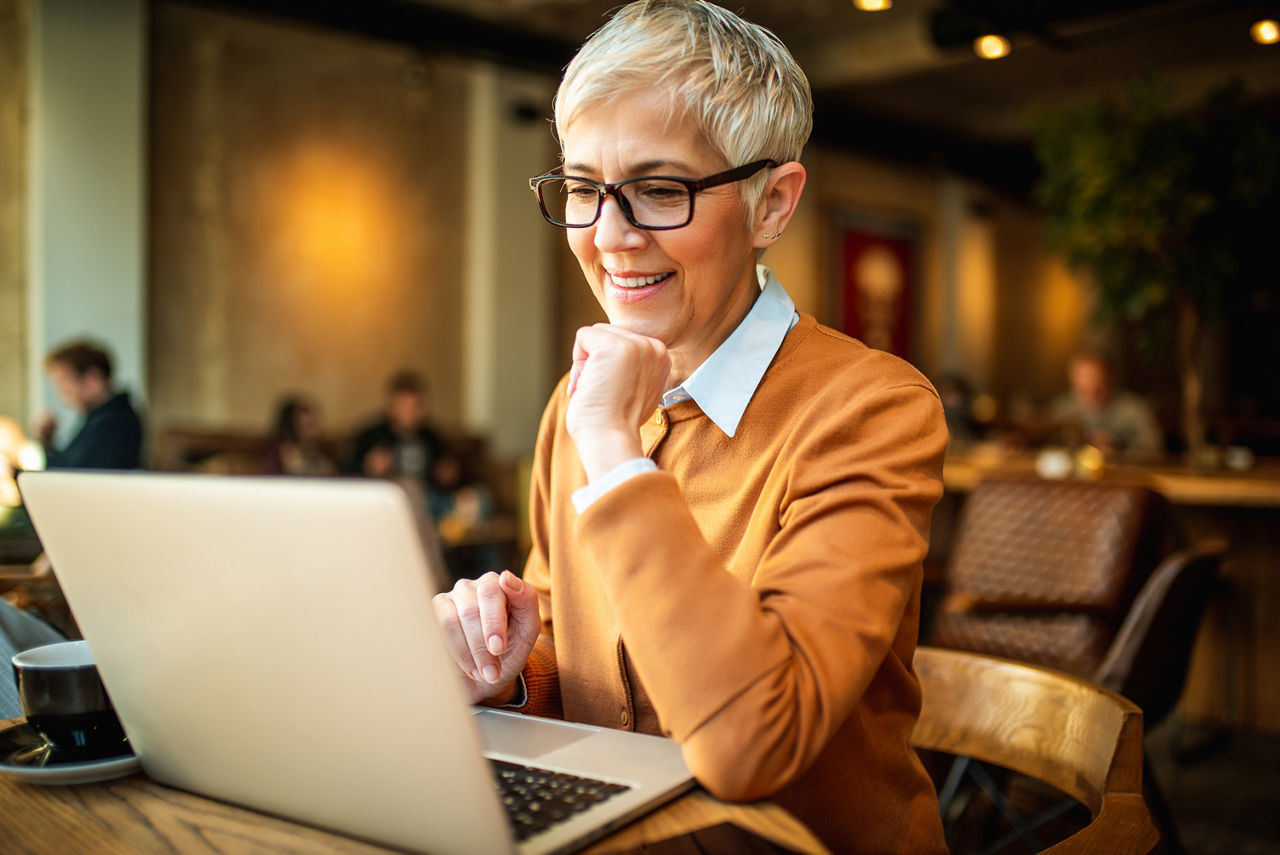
[939,449,1280,732]
[0,718,829,854]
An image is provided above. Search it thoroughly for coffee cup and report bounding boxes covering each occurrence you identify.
[11,640,128,755]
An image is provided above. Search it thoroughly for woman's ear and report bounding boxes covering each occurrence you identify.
[753,161,807,249]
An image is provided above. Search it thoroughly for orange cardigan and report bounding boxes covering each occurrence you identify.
[521,314,949,854]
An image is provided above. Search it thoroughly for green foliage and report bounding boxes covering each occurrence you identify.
[1031,76,1280,333]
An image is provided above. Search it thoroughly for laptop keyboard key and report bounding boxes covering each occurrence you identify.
[490,759,632,842]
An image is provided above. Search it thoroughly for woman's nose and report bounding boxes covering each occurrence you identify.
[593,194,647,251]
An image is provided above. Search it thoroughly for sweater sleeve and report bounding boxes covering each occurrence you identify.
[574,380,947,801]
[518,381,566,718]
[519,636,563,719]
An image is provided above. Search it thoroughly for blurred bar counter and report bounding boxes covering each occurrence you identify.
[944,449,1280,508]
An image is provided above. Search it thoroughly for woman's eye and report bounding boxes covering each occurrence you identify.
[563,182,598,199]
[634,181,685,201]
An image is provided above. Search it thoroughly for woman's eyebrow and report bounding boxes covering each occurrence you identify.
[630,159,690,174]
[562,159,695,177]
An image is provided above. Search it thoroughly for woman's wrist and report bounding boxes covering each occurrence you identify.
[570,427,643,483]
[478,676,521,708]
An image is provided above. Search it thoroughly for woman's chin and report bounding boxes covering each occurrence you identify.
[595,307,661,339]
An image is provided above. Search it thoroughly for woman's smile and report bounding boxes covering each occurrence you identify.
[605,270,675,303]
[608,271,673,289]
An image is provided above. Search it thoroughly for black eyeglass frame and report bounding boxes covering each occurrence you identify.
[528,159,779,230]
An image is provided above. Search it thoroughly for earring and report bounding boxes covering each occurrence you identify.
[763,231,782,240]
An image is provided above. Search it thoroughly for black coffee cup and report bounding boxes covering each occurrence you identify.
[11,640,128,755]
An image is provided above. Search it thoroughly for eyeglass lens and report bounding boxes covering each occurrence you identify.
[539,177,693,229]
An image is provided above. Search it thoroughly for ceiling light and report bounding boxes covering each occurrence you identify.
[1251,18,1280,45]
[853,0,892,10]
[973,33,1011,59]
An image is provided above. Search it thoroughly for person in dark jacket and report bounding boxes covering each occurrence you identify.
[346,370,442,492]
[38,341,144,470]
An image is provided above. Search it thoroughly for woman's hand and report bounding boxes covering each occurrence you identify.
[432,570,541,705]
[565,324,671,481]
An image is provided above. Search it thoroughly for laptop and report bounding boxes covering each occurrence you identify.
[18,470,693,855]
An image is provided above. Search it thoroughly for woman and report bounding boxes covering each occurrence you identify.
[264,395,337,476]
[433,2,949,851]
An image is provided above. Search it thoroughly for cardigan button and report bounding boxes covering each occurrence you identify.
[620,709,630,727]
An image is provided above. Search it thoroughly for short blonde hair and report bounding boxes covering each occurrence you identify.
[553,0,812,212]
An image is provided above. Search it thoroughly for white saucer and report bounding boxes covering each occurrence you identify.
[0,722,141,786]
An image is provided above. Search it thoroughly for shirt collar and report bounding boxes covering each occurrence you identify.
[662,265,797,438]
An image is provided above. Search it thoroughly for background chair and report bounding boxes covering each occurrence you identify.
[911,646,1160,855]
[0,554,78,640]
[1092,540,1228,855]
[927,477,1225,853]
[930,477,1169,677]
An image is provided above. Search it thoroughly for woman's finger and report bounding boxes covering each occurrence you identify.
[475,572,511,657]
[431,589,478,678]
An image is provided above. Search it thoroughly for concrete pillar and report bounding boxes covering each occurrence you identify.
[27,0,146,439]
[464,62,556,458]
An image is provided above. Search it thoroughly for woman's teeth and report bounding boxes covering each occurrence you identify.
[611,272,671,289]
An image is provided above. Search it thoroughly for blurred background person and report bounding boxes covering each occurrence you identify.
[1046,349,1162,458]
[935,373,984,448]
[429,448,502,580]
[346,370,442,495]
[36,340,144,470]
[263,394,337,476]
[429,449,493,531]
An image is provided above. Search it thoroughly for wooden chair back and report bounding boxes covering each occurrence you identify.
[911,645,1160,853]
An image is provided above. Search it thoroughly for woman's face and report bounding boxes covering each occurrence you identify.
[294,406,322,441]
[561,88,763,376]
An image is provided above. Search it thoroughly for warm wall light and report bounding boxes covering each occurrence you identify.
[266,141,401,293]
[853,0,892,10]
[973,33,1011,59]
[1251,18,1279,44]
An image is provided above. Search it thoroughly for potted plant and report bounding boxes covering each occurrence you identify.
[1031,77,1280,464]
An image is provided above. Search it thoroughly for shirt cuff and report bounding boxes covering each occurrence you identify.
[571,457,658,514]
[500,673,528,709]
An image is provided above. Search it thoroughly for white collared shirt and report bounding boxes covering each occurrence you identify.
[572,265,798,513]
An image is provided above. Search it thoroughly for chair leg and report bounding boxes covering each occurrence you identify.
[987,793,1083,854]
[1145,756,1185,855]
[938,754,971,818]
[967,761,1045,855]
[938,755,1089,855]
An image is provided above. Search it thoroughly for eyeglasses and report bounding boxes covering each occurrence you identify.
[528,159,777,230]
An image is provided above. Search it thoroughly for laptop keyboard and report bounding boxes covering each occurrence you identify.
[490,758,632,842]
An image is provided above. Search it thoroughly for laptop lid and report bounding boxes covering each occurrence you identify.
[18,470,690,855]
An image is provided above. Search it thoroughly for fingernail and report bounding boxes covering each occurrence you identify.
[482,665,499,683]
[487,634,504,655]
